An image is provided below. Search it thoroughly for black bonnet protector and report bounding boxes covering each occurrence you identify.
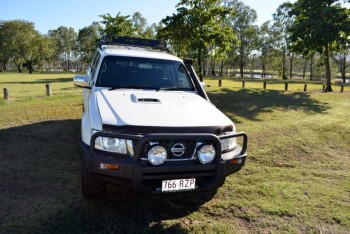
[102,124,233,135]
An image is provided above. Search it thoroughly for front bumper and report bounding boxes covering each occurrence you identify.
[83,132,247,194]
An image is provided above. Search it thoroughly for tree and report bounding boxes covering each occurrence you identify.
[48,26,77,71]
[99,13,135,38]
[226,0,258,78]
[0,22,11,71]
[287,0,350,92]
[159,0,236,81]
[0,20,28,72]
[132,12,156,38]
[258,21,275,78]
[22,34,53,73]
[158,10,191,58]
[272,3,294,80]
[77,22,102,67]
[0,20,52,73]
[332,48,349,84]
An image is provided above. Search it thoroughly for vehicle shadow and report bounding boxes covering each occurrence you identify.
[0,120,214,234]
[208,88,329,123]
[45,188,216,233]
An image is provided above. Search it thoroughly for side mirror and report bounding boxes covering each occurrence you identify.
[74,75,90,89]
[200,82,206,88]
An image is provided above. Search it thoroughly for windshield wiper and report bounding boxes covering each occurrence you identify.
[108,85,192,91]
[108,85,151,91]
[156,86,191,91]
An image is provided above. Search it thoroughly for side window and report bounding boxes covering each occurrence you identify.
[90,51,101,79]
[177,65,192,88]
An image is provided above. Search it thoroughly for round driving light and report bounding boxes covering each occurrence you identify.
[148,146,167,165]
[198,145,216,164]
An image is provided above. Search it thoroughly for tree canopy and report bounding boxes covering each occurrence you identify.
[0,20,52,73]
[99,13,135,39]
[226,0,258,78]
[287,0,350,91]
[48,26,77,71]
[77,22,102,64]
[0,2,349,83]
[159,0,236,80]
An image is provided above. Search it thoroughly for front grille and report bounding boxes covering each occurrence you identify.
[136,140,214,161]
[141,140,196,160]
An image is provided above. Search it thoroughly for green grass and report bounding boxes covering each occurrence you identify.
[0,71,81,99]
[1,72,349,233]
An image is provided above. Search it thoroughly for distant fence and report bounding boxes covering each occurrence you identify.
[212,79,346,93]
[3,83,52,100]
[2,81,348,100]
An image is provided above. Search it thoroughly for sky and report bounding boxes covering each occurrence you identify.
[0,0,298,34]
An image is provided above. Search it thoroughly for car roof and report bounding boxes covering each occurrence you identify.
[99,45,183,62]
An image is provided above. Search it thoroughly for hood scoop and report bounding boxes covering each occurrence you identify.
[137,98,161,103]
[131,93,161,103]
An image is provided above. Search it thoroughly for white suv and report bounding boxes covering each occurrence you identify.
[74,37,247,198]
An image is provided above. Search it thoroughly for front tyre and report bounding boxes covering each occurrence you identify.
[81,157,106,199]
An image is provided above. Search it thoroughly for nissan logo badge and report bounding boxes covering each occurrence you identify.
[171,143,186,157]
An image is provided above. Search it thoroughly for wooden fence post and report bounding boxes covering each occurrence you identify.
[46,83,52,96]
[304,84,307,92]
[263,82,267,90]
[340,85,344,93]
[3,88,9,100]
[242,80,245,88]
[218,80,222,87]
[285,83,288,91]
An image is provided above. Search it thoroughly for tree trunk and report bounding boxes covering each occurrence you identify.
[226,61,230,77]
[282,49,287,80]
[302,59,307,80]
[0,61,7,72]
[289,53,294,79]
[332,53,348,84]
[220,61,224,77]
[17,64,22,73]
[341,73,346,84]
[250,60,255,78]
[202,56,207,76]
[324,44,332,92]
[239,62,244,77]
[28,62,33,74]
[310,55,314,81]
[341,54,346,84]
[240,43,244,77]
[262,61,266,78]
[211,58,216,76]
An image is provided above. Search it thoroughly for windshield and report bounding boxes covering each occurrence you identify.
[96,56,195,91]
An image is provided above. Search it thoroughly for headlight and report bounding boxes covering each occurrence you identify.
[198,145,216,164]
[148,146,167,165]
[126,139,134,156]
[220,133,237,152]
[95,136,129,154]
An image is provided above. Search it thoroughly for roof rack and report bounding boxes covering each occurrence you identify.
[97,36,168,52]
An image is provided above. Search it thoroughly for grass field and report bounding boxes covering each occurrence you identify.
[1,72,349,233]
